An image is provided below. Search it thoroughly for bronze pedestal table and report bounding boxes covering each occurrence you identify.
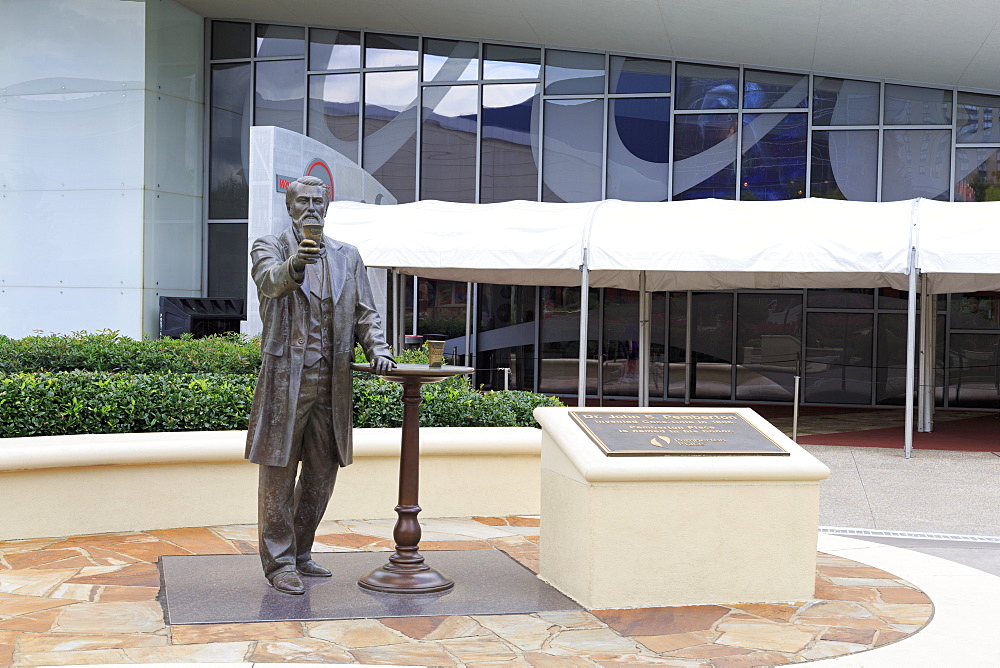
[351,362,475,594]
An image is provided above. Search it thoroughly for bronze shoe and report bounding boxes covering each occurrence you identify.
[297,559,332,577]
[270,570,305,595]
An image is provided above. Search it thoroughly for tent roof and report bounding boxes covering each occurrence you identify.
[917,199,1000,293]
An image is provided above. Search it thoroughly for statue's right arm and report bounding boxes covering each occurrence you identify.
[251,236,302,299]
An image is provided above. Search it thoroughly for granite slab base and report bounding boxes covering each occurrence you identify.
[160,550,581,625]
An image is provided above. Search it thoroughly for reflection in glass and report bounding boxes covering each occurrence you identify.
[544,50,605,95]
[650,293,666,399]
[957,92,1000,144]
[805,312,873,404]
[812,77,879,126]
[365,33,418,68]
[607,98,669,201]
[951,293,999,330]
[308,73,360,163]
[483,44,541,80]
[884,84,952,125]
[743,70,807,109]
[811,130,878,201]
[689,292,733,399]
[481,84,539,203]
[209,63,250,219]
[736,293,802,401]
[211,21,251,60]
[807,289,873,309]
[255,24,304,58]
[255,60,305,133]
[609,56,670,94]
[954,148,1000,202]
[542,99,603,202]
[423,39,478,82]
[309,28,360,70]
[882,129,951,201]
[672,113,737,200]
[602,289,640,397]
[948,332,1000,408]
[363,70,418,203]
[207,223,247,298]
[675,63,738,110]
[421,85,477,203]
[539,286,599,397]
[876,313,915,405]
[741,113,807,200]
[477,284,536,391]
[667,292,687,398]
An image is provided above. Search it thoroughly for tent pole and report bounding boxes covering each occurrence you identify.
[578,257,590,408]
[465,282,473,367]
[920,275,935,433]
[904,249,918,459]
[412,275,419,337]
[392,270,401,352]
[638,272,649,408]
[684,291,693,405]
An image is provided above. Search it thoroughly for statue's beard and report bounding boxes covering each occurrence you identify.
[293,212,323,233]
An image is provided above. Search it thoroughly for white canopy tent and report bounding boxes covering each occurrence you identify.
[326,197,971,457]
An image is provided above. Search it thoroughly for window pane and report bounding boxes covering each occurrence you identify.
[363,70,418,203]
[209,63,250,219]
[690,292,733,400]
[672,113,737,200]
[542,99,603,202]
[539,286,599,396]
[423,38,478,82]
[255,59,305,133]
[481,83,540,203]
[741,113,807,200]
[207,223,247,299]
[811,130,878,201]
[875,312,916,405]
[743,70,807,109]
[255,24,304,58]
[955,147,1000,202]
[609,56,671,94]
[650,292,666,399]
[607,97,669,201]
[882,129,951,201]
[421,85,477,202]
[807,289,873,309]
[675,63,738,110]
[477,284,536,391]
[365,33,418,68]
[602,289,640,397]
[736,293,802,401]
[948,332,1000,408]
[884,84,952,125]
[951,293,1000,329]
[211,21,251,60]
[957,92,1000,143]
[544,50,604,95]
[483,44,541,80]
[309,28,360,70]
[308,73,360,163]
[805,312,873,404]
[812,77,879,126]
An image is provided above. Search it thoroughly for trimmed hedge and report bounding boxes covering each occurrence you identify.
[0,333,563,438]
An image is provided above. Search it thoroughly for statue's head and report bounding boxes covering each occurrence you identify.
[286,175,330,236]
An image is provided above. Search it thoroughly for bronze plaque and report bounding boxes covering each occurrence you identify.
[568,411,789,456]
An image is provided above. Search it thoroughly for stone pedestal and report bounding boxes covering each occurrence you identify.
[534,407,830,609]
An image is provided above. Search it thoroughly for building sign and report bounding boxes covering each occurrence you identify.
[568,411,789,456]
[275,160,335,199]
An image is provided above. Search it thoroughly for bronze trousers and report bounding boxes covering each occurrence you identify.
[257,358,340,580]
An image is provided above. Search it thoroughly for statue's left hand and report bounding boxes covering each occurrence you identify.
[371,356,397,375]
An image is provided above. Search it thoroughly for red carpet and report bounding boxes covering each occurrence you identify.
[798,415,1000,451]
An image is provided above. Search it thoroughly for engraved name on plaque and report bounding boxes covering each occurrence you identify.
[569,411,789,456]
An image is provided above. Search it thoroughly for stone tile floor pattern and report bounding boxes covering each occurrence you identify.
[0,516,932,666]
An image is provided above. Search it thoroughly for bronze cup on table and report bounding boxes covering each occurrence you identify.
[426,340,445,367]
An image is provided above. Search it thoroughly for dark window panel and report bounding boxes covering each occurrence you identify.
[948,332,1000,408]
[477,283,536,391]
[955,147,1000,202]
[951,293,1000,330]
[421,85,478,203]
[207,223,248,299]
[538,286,599,397]
[957,92,1000,144]
[807,289,874,309]
[255,24,305,58]
[744,70,808,109]
[672,113,737,200]
[607,97,669,201]
[609,56,671,94]
[211,21,251,60]
[209,63,251,219]
[542,98,603,202]
[254,59,305,133]
[484,44,541,80]
[804,312,873,404]
[544,50,605,95]
[675,63,738,110]
[741,112,807,201]
[736,293,803,401]
[363,70,418,203]
[481,83,539,203]
[365,33,418,68]
[881,129,952,202]
[811,130,878,201]
[309,28,360,70]
[812,77,879,126]
[423,38,478,82]
[308,73,360,163]
[884,84,952,125]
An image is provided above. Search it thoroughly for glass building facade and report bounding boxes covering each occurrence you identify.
[207,21,1000,408]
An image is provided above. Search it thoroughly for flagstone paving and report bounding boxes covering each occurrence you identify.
[0,516,932,666]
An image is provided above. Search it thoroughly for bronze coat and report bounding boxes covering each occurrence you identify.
[245,227,391,468]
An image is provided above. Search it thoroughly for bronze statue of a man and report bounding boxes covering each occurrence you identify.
[246,175,395,595]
